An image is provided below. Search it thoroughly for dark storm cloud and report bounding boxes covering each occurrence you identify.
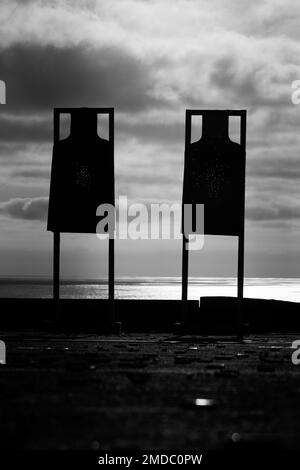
[118,120,184,145]
[247,157,300,180]
[0,197,48,221]
[211,58,256,103]
[119,171,179,186]
[0,43,161,112]
[10,168,50,180]
[0,141,31,156]
[246,203,300,221]
[210,57,290,108]
[0,115,51,142]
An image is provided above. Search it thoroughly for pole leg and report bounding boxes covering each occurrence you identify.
[108,237,116,327]
[181,234,189,324]
[237,234,244,340]
[53,231,60,321]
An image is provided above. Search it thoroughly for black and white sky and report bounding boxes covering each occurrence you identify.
[0,0,300,279]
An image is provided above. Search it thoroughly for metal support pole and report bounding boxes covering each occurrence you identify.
[181,234,189,323]
[53,231,60,320]
[108,237,115,324]
[108,109,116,329]
[237,110,247,340]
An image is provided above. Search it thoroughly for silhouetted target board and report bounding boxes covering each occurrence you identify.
[181,109,247,337]
[182,110,246,236]
[47,108,114,233]
[47,108,115,324]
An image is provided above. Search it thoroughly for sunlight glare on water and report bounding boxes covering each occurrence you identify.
[0,277,300,302]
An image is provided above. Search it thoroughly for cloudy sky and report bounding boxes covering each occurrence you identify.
[0,0,300,280]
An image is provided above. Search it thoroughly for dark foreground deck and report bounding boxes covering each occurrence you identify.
[0,331,300,452]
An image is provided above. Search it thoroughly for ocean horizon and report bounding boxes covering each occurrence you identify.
[0,277,300,303]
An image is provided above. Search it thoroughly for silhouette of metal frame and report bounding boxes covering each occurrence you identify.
[52,108,115,324]
[182,109,247,338]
